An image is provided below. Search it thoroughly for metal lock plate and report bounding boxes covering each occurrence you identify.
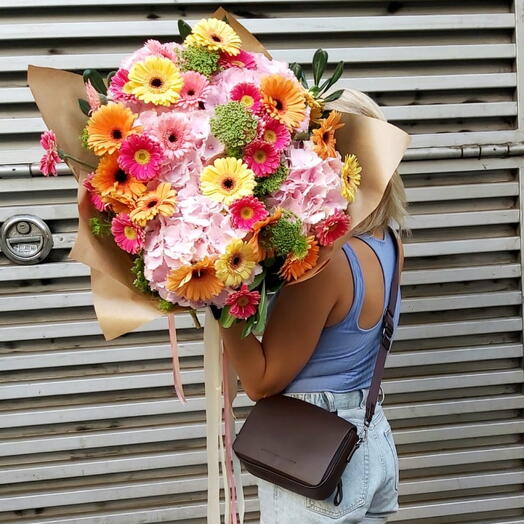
[0,215,53,264]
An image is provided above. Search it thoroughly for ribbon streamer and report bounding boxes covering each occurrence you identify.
[167,313,186,404]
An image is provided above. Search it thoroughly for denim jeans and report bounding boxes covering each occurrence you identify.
[256,390,399,523]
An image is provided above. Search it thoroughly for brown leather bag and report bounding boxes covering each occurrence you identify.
[233,228,402,504]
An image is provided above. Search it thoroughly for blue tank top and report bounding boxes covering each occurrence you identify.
[284,229,400,393]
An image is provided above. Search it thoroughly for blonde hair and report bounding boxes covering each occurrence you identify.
[325,89,408,236]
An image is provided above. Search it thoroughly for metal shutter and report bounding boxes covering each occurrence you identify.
[1,1,523,522]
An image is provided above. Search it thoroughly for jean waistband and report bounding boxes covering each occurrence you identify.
[283,388,384,412]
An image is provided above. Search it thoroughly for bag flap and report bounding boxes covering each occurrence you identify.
[233,395,357,486]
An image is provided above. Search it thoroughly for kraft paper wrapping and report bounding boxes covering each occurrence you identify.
[28,65,174,340]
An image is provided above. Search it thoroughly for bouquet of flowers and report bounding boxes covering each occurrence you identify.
[38,15,362,337]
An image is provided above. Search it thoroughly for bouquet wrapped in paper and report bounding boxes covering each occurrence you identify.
[29,9,409,523]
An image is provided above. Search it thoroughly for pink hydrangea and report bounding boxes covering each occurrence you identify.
[121,39,180,69]
[226,284,260,319]
[39,130,61,176]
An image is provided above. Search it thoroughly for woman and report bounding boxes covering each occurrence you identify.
[220,89,406,523]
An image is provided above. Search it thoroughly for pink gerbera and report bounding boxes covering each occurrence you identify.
[314,210,351,246]
[178,71,209,110]
[259,117,291,151]
[149,112,195,161]
[230,83,262,113]
[226,284,261,319]
[244,140,280,177]
[229,196,268,230]
[108,69,136,104]
[111,213,144,254]
[39,130,62,176]
[83,172,107,212]
[118,134,163,181]
[219,50,256,70]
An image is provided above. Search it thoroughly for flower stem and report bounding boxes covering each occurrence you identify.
[58,150,96,171]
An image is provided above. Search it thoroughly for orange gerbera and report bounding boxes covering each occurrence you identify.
[247,208,283,262]
[91,153,146,198]
[166,258,224,302]
[86,103,140,156]
[279,236,319,282]
[101,191,137,214]
[130,182,177,226]
[311,111,345,159]
[260,75,306,130]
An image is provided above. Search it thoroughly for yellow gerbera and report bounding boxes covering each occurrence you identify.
[86,103,140,156]
[166,258,224,302]
[184,18,241,56]
[130,182,177,226]
[260,75,306,130]
[304,89,323,123]
[215,238,257,287]
[341,154,362,203]
[124,56,183,106]
[200,157,256,205]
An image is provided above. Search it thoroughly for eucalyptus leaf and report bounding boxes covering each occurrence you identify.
[312,48,328,87]
[78,98,91,116]
[319,61,344,94]
[289,62,308,89]
[322,89,345,103]
[222,15,230,24]
[83,69,107,95]
[178,19,192,40]
[219,306,236,329]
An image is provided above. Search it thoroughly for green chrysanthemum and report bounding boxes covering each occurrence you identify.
[267,215,308,257]
[131,257,153,294]
[89,216,111,237]
[80,126,90,149]
[254,163,289,198]
[178,46,220,78]
[210,101,258,150]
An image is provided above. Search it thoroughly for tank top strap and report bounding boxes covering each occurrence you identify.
[341,243,366,319]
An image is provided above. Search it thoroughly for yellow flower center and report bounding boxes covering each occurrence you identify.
[263,130,277,144]
[124,226,137,240]
[253,150,267,164]
[240,95,254,107]
[240,206,254,219]
[134,149,151,165]
[232,60,245,67]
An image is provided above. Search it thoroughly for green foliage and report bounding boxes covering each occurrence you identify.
[131,257,153,294]
[178,46,220,77]
[178,19,192,40]
[80,126,90,149]
[312,48,328,87]
[253,163,289,198]
[78,98,91,116]
[322,89,345,103]
[89,217,111,238]
[210,102,258,150]
[267,215,307,258]
[289,62,308,89]
[319,61,344,94]
[83,69,107,95]
[158,298,175,312]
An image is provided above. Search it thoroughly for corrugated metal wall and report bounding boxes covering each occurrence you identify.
[1,1,523,522]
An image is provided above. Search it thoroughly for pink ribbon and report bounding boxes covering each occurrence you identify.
[168,313,186,403]
[222,348,238,524]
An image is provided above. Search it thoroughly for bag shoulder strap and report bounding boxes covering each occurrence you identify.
[364,226,402,427]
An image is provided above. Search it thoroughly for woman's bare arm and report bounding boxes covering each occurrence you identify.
[220,252,347,400]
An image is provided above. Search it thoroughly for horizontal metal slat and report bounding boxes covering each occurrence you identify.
[405,210,520,229]
[1,14,515,41]
[401,264,521,285]
[1,43,515,72]
[0,261,89,281]
[406,182,519,202]
[0,203,77,221]
[403,237,521,257]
